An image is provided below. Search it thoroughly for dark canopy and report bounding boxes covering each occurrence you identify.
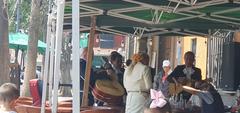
[64,0,240,37]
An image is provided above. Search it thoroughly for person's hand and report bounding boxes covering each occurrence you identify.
[177,83,183,92]
[106,69,114,75]
[106,69,118,81]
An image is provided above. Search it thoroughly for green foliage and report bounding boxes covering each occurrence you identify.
[20,0,31,31]
[8,0,49,42]
[8,0,31,33]
[8,0,16,32]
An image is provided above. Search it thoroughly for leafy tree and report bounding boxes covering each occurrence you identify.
[8,0,31,33]
[8,0,48,40]
[21,0,43,96]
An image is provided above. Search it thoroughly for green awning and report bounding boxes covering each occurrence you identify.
[80,33,89,48]
[63,0,240,36]
[9,33,46,54]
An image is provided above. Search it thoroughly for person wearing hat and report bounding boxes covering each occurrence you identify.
[153,60,172,98]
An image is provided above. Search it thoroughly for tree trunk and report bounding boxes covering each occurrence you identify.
[59,36,72,97]
[0,0,10,85]
[21,0,42,96]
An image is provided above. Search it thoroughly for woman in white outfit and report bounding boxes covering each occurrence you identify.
[124,52,153,113]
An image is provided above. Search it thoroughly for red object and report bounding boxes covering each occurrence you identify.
[162,73,168,82]
[92,87,123,104]
[237,97,240,105]
[29,79,41,106]
[81,106,123,113]
[15,105,123,113]
[92,80,124,105]
[230,106,237,112]
[93,34,100,47]
[15,104,71,113]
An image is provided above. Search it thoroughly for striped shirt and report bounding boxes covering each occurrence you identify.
[196,91,214,104]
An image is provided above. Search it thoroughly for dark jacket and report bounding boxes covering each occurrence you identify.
[167,65,202,82]
[80,59,95,90]
[80,59,95,106]
[167,65,202,100]
[201,90,225,113]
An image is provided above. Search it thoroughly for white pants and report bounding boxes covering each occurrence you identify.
[125,92,149,113]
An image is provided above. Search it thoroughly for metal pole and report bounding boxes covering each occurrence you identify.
[72,0,80,112]
[40,13,52,113]
[207,30,211,79]
[216,37,220,87]
[16,0,20,32]
[219,37,223,87]
[210,37,213,79]
[154,36,159,75]
[52,0,65,112]
[213,37,216,82]
[48,32,55,107]
[82,16,96,107]
[48,0,56,107]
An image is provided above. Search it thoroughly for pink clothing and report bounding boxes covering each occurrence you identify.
[150,89,167,108]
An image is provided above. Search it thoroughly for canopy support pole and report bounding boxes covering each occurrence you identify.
[82,16,96,107]
[52,0,65,113]
[72,0,80,112]
[132,27,145,38]
[48,31,56,107]
[40,12,52,113]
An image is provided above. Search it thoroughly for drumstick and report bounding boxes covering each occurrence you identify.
[172,77,178,85]
[171,77,177,95]
[80,75,94,90]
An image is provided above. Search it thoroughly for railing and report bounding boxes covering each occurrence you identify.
[207,30,234,88]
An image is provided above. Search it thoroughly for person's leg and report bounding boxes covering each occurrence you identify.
[144,108,161,113]
[80,92,83,105]
[88,92,94,106]
[96,99,104,106]
[144,108,152,113]
[125,92,149,113]
[125,93,132,113]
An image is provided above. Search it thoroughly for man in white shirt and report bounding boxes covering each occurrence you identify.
[124,53,152,113]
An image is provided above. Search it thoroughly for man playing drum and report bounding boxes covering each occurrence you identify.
[92,52,125,106]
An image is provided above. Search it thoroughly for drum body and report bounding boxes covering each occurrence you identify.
[169,79,192,96]
[92,80,125,104]
[81,106,123,113]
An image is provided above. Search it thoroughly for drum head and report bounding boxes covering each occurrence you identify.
[95,80,125,96]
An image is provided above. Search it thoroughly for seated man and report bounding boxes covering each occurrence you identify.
[180,79,225,113]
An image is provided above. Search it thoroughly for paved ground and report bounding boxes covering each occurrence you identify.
[219,90,237,106]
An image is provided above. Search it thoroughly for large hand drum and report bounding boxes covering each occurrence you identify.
[92,80,125,104]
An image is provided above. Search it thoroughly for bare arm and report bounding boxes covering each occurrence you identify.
[144,67,153,90]
[182,86,201,95]
[183,85,214,104]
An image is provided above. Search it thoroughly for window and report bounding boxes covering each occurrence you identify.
[191,38,197,54]
[99,34,114,48]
